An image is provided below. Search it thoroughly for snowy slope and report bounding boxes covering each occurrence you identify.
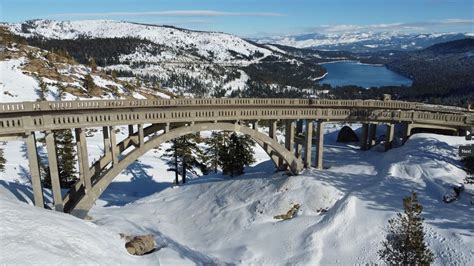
[7,20,272,63]
[3,20,332,97]
[1,123,473,264]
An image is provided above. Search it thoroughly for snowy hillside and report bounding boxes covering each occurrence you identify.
[257,31,473,52]
[1,123,473,264]
[0,28,169,102]
[7,20,273,63]
[3,20,325,97]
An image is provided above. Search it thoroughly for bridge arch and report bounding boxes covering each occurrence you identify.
[69,122,304,218]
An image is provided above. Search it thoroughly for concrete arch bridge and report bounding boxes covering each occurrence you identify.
[0,98,471,218]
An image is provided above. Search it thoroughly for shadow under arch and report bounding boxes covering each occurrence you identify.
[69,122,304,218]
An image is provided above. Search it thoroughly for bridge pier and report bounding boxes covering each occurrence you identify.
[45,131,64,212]
[109,126,119,165]
[295,120,304,158]
[315,121,324,170]
[138,124,144,147]
[385,124,395,151]
[25,132,44,208]
[102,126,111,158]
[368,124,377,149]
[285,120,295,155]
[75,128,92,193]
[360,123,369,150]
[268,120,281,167]
[304,120,313,168]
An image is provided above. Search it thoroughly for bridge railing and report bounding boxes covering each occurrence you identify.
[0,98,468,115]
[0,105,470,136]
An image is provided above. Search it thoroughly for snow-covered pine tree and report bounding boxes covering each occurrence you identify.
[83,74,96,93]
[378,192,434,265]
[219,133,255,177]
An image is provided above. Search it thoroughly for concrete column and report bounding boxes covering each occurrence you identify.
[128,125,134,136]
[402,122,411,144]
[360,123,369,150]
[138,124,144,147]
[368,124,377,149]
[25,132,44,208]
[102,126,110,156]
[304,120,313,168]
[75,128,91,192]
[385,124,395,151]
[315,121,324,170]
[267,120,281,167]
[285,120,295,154]
[165,123,170,133]
[45,131,63,212]
[252,120,259,131]
[296,120,304,135]
[109,126,118,165]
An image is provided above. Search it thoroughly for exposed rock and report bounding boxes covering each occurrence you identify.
[337,126,359,143]
[121,234,156,256]
[273,203,301,220]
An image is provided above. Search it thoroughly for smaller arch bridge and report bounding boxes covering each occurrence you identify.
[0,98,471,218]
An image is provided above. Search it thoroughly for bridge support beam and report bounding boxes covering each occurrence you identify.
[267,120,282,168]
[109,126,118,165]
[25,132,44,208]
[296,120,304,158]
[360,123,369,150]
[304,120,313,168]
[315,121,324,170]
[385,124,395,151]
[45,131,63,212]
[102,126,110,157]
[138,124,144,147]
[285,120,295,155]
[75,128,91,193]
[368,124,377,149]
[402,122,411,144]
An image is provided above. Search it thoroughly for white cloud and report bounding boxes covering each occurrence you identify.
[51,10,285,18]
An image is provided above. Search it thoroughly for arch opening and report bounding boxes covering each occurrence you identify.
[68,122,303,218]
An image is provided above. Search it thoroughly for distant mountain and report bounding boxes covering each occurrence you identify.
[257,32,473,52]
[3,19,326,97]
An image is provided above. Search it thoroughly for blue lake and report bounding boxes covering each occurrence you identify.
[319,61,413,88]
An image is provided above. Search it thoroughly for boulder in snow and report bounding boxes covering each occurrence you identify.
[337,126,359,143]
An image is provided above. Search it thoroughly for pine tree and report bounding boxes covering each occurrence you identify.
[37,79,48,101]
[204,131,224,173]
[40,130,77,188]
[379,192,434,265]
[462,156,474,184]
[219,133,255,177]
[88,57,97,72]
[83,74,96,93]
[162,134,202,184]
[55,129,78,186]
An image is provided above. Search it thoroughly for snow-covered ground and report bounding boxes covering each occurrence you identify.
[1,123,473,265]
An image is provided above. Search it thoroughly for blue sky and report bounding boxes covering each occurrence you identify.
[1,0,473,36]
